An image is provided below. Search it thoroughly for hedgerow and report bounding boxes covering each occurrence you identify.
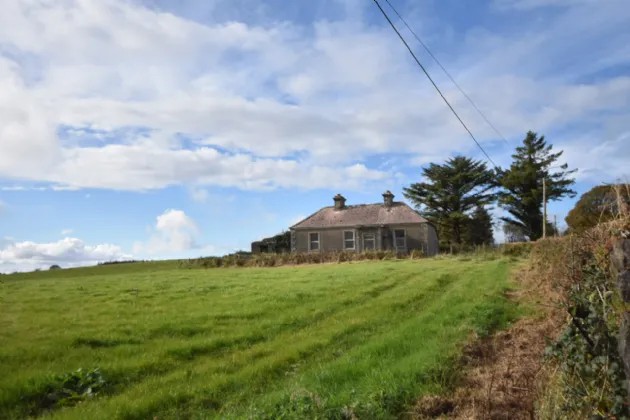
[532,218,630,419]
[177,250,420,269]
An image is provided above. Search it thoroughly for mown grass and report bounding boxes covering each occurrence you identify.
[0,257,521,419]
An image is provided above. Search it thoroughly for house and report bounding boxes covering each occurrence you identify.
[289,191,438,256]
[251,231,291,254]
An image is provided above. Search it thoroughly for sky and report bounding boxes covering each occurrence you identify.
[1,0,629,272]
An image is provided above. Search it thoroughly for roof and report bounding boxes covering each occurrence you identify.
[290,202,429,230]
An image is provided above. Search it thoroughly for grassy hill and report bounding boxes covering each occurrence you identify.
[0,257,521,419]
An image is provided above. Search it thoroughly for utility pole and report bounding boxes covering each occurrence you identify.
[554,214,558,237]
[543,176,547,239]
[542,166,562,239]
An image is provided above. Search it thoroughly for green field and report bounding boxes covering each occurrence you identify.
[0,257,520,419]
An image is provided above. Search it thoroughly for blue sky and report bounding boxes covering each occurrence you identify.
[0,0,629,272]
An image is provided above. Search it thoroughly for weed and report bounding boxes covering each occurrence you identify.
[16,368,106,416]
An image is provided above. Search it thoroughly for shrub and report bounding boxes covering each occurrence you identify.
[178,249,417,269]
[500,242,533,257]
[364,251,378,260]
[531,217,630,419]
[27,368,106,413]
[377,250,396,260]
[98,259,145,266]
[409,249,424,259]
[335,251,352,263]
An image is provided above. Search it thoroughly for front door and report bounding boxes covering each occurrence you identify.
[363,233,376,251]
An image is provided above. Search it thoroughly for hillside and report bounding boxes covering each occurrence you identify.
[0,257,521,419]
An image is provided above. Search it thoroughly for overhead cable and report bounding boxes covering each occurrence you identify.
[372,0,499,168]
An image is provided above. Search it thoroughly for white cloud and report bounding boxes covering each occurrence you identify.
[0,186,26,191]
[0,237,131,273]
[61,229,73,235]
[188,188,237,204]
[190,187,209,203]
[0,185,80,191]
[0,0,627,193]
[133,209,200,255]
[493,0,591,11]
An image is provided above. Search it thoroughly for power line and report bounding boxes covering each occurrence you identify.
[372,0,498,169]
[382,0,509,145]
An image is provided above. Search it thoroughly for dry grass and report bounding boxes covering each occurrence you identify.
[412,262,565,420]
[413,186,630,420]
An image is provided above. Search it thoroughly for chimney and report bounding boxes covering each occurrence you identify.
[333,193,346,210]
[383,190,395,208]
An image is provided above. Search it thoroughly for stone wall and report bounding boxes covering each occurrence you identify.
[612,239,630,401]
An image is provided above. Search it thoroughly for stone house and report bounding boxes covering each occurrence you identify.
[289,191,439,256]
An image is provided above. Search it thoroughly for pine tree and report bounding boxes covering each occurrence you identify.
[497,131,576,240]
[465,206,494,246]
[403,156,496,246]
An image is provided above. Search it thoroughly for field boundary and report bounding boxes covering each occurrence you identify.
[412,259,564,419]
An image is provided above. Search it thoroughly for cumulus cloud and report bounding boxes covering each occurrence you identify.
[0,237,131,273]
[133,209,200,255]
[0,0,627,193]
[61,229,73,235]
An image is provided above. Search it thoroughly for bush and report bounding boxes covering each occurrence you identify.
[409,249,424,259]
[98,259,145,266]
[178,250,403,269]
[500,242,533,257]
[530,218,630,419]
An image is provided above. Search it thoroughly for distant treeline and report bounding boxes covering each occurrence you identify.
[97,260,149,266]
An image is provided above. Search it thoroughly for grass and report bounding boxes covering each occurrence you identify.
[0,257,522,419]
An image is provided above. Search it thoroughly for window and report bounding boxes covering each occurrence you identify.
[343,230,355,249]
[394,229,406,249]
[363,233,375,251]
[309,232,320,251]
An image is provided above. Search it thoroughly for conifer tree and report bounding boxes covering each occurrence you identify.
[465,206,494,246]
[497,131,576,240]
[403,156,496,246]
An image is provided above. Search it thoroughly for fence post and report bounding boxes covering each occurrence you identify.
[612,239,630,402]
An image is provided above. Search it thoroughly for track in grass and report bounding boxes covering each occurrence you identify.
[0,257,521,419]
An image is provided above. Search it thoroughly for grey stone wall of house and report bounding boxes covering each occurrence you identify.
[290,230,296,252]
[426,224,439,256]
[612,239,630,401]
[291,223,437,254]
[292,228,348,253]
[403,225,426,254]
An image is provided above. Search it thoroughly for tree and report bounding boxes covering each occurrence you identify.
[502,223,527,243]
[465,206,494,246]
[403,156,496,246]
[497,131,576,241]
[565,184,630,233]
[256,231,291,253]
[49,264,61,270]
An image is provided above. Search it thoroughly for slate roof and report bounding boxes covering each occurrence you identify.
[290,202,429,229]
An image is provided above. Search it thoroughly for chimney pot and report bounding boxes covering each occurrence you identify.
[333,193,347,210]
[383,190,395,207]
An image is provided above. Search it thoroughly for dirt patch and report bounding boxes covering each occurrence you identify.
[412,266,565,420]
